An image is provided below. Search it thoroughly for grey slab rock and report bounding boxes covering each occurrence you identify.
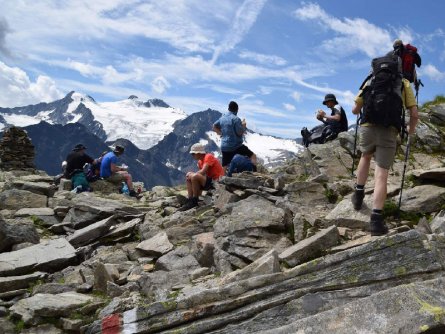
[260,277,445,334]
[10,180,56,197]
[9,292,94,325]
[430,210,445,234]
[410,167,445,181]
[111,230,445,334]
[429,103,445,125]
[279,226,340,267]
[31,283,76,295]
[67,215,117,248]
[0,189,47,210]
[220,249,280,285]
[324,195,374,229]
[0,272,47,293]
[14,207,55,217]
[0,238,77,276]
[401,184,445,213]
[100,217,143,241]
[136,231,174,257]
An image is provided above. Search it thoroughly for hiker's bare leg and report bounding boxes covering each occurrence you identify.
[356,153,372,186]
[250,153,257,165]
[186,172,193,198]
[191,173,206,198]
[373,165,389,210]
[118,171,133,190]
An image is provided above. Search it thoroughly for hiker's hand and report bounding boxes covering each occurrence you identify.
[242,118,247,127]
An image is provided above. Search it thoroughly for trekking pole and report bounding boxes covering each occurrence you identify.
[351,114,360,176]
[415,79,424,105]
[397,135,411,213]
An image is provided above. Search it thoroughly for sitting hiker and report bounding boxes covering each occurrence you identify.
[179,143,224,211]
[213,101,257,170]
[65,144,97,192]
[301,94,348,147]
[227,154,256,177]
[100,145,139,197]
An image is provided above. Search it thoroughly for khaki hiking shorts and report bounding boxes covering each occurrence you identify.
[106,173,126,184]
[359,125,398,170]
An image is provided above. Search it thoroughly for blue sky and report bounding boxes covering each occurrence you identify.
[0,0,444,138]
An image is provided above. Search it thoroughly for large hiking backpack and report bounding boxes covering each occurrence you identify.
[361,54,404,133]
[400,44,421,83]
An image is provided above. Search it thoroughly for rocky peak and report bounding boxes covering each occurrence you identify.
[143,98,170,108]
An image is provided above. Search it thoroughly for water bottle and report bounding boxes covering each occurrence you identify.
[121,182,129,195]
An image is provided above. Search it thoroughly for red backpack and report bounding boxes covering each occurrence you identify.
[401,44,422,83]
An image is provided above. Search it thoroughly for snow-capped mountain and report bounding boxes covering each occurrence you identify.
[0,93,304,187]
[0,92,187,149]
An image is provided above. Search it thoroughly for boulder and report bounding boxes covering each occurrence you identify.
[191,232,216,268]
[9,292,94,325]
[400,185,445,213]
[136,231,174,257]
[0,189,47,210]
[0,238,77,276]
[90,179,120,194]
[155,246,200,272]
[430,210,445,234]
[14,207,55,217]
[0,218,40,252]
[0,272,47,293]
[213,195,292,273]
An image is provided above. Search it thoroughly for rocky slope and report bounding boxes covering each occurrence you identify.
[0,103,445,333]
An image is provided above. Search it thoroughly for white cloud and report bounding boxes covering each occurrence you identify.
[211,0,268,64]
[420,64,445,81]
[239,50,287,66]
[151,76,171,94]
[293,3,392,58]
[283,103,296,111]
[291,91,301,102]
[0,61,63,107]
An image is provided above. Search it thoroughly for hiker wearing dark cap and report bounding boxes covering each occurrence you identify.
[64,144,97,192]
[213,101,257,171]
[100,145,138,197]
[301,94,348,147]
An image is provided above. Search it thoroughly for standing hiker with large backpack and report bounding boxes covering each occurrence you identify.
[351,54,418,236]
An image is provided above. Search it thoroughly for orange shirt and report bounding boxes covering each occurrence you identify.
[198,153,224,180]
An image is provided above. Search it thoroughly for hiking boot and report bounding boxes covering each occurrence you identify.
[370,212,388,236]
[178,197,199,211]
[129,189,142,199]
[351,189,364,210]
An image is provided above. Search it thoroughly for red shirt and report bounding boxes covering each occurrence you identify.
[198,153,224,180]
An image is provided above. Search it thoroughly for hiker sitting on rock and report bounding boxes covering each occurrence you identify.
[100,145,139,198]
[179,143,224,211]
[65,144,98,193]
[227,154,256,177]
[85,150,107,182]
[301,94,348,147]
